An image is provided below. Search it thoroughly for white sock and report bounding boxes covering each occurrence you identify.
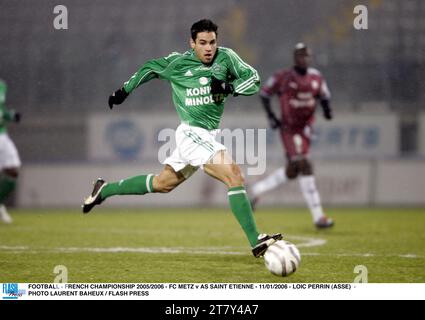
[251,167,287,197]
[298,175,324,223]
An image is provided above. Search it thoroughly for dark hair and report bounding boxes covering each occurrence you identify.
[190,19,218,41]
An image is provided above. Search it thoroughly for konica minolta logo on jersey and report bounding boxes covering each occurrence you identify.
[185,86,216,106]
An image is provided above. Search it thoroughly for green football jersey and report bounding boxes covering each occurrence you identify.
[123,47,260,130]
[0,80,16,134]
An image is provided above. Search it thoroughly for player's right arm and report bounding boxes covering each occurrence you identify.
[108,52,182,109]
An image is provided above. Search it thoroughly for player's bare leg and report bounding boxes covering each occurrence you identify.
[152,165,186,193]
[82,165,186,213]
[203,150,245,188]
[204,151,282,257]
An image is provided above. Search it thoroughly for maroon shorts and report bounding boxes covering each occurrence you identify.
[280,126,311,160]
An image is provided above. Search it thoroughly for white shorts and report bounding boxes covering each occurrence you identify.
[163,123,226,178]
[0,133,21,169]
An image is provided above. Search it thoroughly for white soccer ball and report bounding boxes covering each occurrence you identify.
[264,240,301,277]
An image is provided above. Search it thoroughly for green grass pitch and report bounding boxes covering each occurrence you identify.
[0,208,424,283]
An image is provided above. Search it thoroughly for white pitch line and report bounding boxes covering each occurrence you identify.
[399,254,420,259]
[0,245,29,250]
[0,235,326,255]
[288,235,327,248]
[58,247,245,255]
[0,245,423,259]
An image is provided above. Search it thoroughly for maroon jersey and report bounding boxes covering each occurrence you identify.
[261,67,330,160]
[261,67,330,129]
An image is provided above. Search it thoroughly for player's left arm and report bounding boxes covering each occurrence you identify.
[221,48,260,96]
[319,78,332,120]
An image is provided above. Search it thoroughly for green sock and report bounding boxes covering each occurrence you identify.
[101,174,155,200]
[228,186,260,247]
[0,175,17,203]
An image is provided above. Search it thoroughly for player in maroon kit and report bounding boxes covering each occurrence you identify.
[250,43,334,229]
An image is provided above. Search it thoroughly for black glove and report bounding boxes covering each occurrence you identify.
[108,88,129,109]
[321,99,333,120]
[210,76,233,103]
[13,112,21,123]
[210,76,234,95]
[267,114,281,130]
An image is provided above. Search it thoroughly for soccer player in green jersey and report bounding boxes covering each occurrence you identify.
[82,19,282,257]
[0,79,22,224]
